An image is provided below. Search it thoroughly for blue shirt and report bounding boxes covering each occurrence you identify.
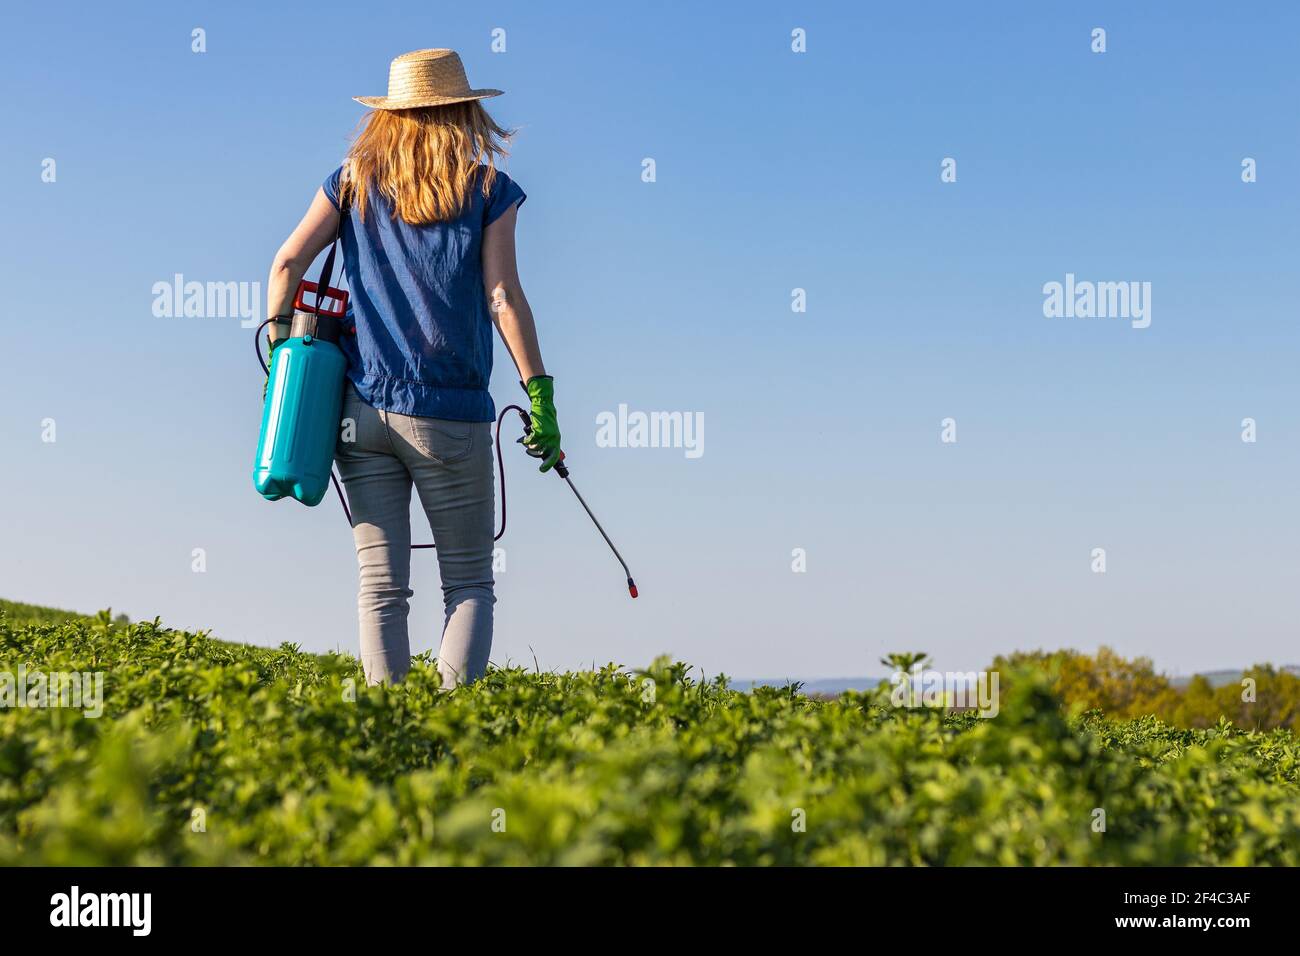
[322,165,526,422]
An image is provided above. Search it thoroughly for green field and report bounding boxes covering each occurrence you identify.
[2,601,1299,865]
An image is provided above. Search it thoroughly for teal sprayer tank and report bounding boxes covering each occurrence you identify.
[253,306,349,507]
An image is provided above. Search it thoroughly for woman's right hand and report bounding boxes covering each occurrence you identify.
[520,375,562,472]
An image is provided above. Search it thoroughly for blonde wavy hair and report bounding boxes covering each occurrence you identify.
[341,102,512,225]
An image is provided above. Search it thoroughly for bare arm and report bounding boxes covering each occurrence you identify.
[482,204,546,381]
[266,188,341,344]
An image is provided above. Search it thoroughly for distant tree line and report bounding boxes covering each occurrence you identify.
[992,646,1300,731]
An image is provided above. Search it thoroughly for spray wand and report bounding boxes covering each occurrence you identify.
[512,408,639,599]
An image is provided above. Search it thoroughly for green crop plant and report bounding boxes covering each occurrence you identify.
[2,606,1298,865]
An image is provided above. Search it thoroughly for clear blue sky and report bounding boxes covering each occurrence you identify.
[2,1,1297,679]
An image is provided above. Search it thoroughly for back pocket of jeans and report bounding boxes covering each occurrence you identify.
[409,419,473,464]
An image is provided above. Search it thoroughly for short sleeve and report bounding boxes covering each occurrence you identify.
[323,166,344,210]
[483,169,526,226]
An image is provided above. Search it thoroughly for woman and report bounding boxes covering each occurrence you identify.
[263,49,560,688]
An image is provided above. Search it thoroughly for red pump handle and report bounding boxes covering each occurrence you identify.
[294,281,349,318]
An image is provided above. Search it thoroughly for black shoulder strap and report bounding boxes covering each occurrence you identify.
[310,172,351,313]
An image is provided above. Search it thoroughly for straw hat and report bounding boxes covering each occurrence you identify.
[354,49,503,110]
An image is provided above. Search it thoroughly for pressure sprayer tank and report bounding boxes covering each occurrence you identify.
[253,310,349,507]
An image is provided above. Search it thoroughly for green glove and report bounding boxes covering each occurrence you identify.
[520,375,562,472]
[262,334,288,401]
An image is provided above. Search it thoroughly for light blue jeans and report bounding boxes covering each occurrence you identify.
[335,384,495,687]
